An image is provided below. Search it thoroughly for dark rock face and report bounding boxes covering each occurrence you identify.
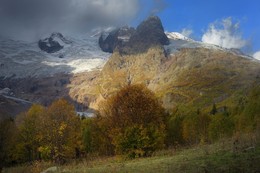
[38,32,71,53]
[99,26,135,53]
[130,16,169,47]
[38,39,63,53]
[98,30,118,53]
[98,16,169,54]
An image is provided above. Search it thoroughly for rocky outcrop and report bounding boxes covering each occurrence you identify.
[99,26,135,53]
[99,16,169,54]
[126,16,169,53]
[38,32,72,53]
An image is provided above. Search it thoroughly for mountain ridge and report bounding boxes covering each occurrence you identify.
[0,16,259,116]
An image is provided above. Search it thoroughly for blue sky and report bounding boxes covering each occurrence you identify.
[139,0,260,54]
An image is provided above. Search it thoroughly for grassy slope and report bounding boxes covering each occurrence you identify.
[156,48,260,110]
[76,47,260,111]
[76,147,260,173]
[63,46,260,113]
[5,136,259,173]
[62,135,260,173]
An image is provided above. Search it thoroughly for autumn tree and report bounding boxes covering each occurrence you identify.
[39,99,82,163]
[82,116,114,156]
[98,84,166,158]
[236,85,260,132]
[182,113,199,144]
[15,104,45,162]
[182,111,211,144]
[166,109,184,146]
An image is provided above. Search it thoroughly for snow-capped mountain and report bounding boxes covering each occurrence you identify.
[0,31,255,79]
[0,33,111,78]
[164,32,254,60]
[1,28,256,80]
[164,31,223,54]
[165,32,194,41]
[38,32,72,53]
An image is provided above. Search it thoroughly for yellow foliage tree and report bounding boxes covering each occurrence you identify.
[98,84,166,158]
[15,104,45,162]
[40,99,81,163]
[15,99,82,164]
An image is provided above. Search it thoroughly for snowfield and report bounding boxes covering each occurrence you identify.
[164,32,254,60]
[0,32,256,79]
[0,34,111,78]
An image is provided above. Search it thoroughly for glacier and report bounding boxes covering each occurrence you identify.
[0,34,111,78]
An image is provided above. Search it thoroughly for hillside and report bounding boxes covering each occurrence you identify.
[67,46,260,113]
[0,95,31,117]
[4,136,260,173]
[2,43,259,115]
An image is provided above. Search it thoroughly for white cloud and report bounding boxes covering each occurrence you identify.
[202,17,247,49]
[253,51,260,60]
[181,28,193,38]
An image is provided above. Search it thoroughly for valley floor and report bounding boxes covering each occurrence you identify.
[4,136,260,173]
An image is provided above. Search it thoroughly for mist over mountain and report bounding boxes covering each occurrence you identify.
[0,0,166,41]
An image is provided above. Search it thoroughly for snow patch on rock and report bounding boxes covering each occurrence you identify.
[165,32,194,41]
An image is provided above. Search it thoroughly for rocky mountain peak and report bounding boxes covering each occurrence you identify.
[99,16,169,54]
[38,32,72,53]
[133,16,169,45]
[99,26,135,53]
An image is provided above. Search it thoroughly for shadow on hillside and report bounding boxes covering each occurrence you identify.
[0,62,92,117]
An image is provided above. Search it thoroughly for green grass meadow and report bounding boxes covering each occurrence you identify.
[4,135,260,173]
